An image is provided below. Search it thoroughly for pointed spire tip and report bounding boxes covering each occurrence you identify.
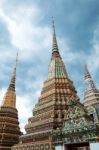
[52,16,54,27]
[15,52,18,68]
[84,63,91,79]
[51,17,59,53]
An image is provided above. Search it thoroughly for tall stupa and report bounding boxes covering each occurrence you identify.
[12,19,80,150]
[83,64,99,123]
[0,54,21,150]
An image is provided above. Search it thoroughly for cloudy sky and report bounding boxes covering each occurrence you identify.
[0,0,99,133]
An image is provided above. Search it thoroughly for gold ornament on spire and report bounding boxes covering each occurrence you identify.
[1,53,18,108]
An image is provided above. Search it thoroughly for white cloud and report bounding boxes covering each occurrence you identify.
[88,22,99,72]
[0,0,5,7]
[16,95,33,133]
[59,38,80,63]
[0,2,51,61]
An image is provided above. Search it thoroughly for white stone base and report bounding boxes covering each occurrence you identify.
[55,145,63,150]
[90,143,99,150]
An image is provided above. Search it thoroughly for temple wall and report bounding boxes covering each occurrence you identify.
[12,142,54,150]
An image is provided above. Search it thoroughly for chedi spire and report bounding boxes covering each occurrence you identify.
[1,53,18,108]
[83,64,99,123]
[84,64,97,92]
[48,18,68,79]
[0,53,21,150]
[52,17,59,52]
[84,64,91,79]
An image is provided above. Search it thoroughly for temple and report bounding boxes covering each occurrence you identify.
[0,54,21,150]
[83,64,99,123]
[11,21,99,150]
